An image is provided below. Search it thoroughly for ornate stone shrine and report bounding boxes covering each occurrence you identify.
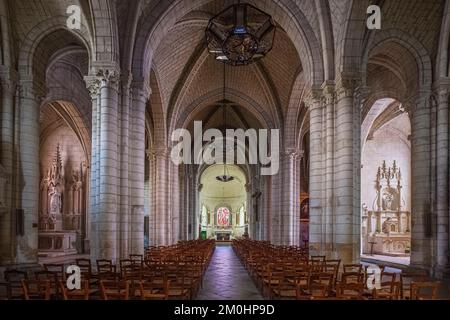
[38,145,85,257]
[362,161,411,256]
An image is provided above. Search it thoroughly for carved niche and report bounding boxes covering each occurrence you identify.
[39,144,65,231]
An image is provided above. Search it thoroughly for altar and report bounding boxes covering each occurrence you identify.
[215,231,232,241]
[362,161,411,256]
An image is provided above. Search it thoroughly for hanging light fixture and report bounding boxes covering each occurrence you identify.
[206,2,276,66]
[216,64,234,183]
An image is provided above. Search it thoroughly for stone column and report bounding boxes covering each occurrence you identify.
[148,149,157,246]
[94,69,120,261]
[85,77,100,256]
[434,83,449,274]
[17,80,44,263]
[352,86,369,261]
[169,161,180,244]
[322,83,336,252]
[307,90,324,253]
[153,147,169,245]
[335,78,359,263]
[0,68,17,263]
[410,92,432,269]
[129,79,149,254]
[281,148,299,245]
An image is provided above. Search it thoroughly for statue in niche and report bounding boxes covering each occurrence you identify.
[381,187,399,211]
[49,185,62,215]
[382,218,391,234]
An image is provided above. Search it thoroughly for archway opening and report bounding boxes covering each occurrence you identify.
[361,98,411,265]
[199,164,248,242]
[38,101,90,258]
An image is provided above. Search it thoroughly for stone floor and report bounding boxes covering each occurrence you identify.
[196,244,263,300]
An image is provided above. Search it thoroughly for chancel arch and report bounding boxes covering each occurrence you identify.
[198,164,248,241]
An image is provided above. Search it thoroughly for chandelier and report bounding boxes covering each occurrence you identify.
[205,3,276,66]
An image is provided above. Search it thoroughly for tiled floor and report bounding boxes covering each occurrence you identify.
[196,245,263,300]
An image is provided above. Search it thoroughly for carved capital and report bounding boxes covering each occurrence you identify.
[151,147,169,161]
[303,87,322,109]
[284,148,299,160]
[84,76,101,98]
[97,69,120,89]
[432,79,450,104]
[336,74,361,100]
[0,67,19,94]
[321,81,336,106]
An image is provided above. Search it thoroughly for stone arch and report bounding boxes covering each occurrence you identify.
[338,0,371,75]
[40,100,91,164]
[362,29,433,91]
[148,69,167,147]
[18,17,92,85]
[87,0,120,63]
[284,71,307,150]
[175,89,275,132]
[132,0,324,89]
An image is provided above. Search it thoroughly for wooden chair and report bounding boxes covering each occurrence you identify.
[335,282,365,300]
[21,279,51,300]
[35,270,60,299]
[400,271,428,299]
[301,274,332,300]
[59,280,90,300]
[340,272,364,285]
[75,258,95,282]
[44,264,66,282]
[270,273,297,300]
[99,280,129,300]
[372,272,399,300]
[139,277,169,300]
[410,282,441,300]
[343,264,363,274]
[97,260,118,281]
[4,269,28,299]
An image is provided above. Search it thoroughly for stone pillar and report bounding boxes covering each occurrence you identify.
[334,78,359,263]
[307,90,324,253]
[169,161,180,244]
[17,80,43,263]
[148,149,157,246]
[0,68,17,263]
[85,77,100,256]
[323,83,336,251]
[410,92,432,269]
[129,79,149,254]
[434,83,450,275]
[88,69,120,261]
[281,148,299,245]
[352,86,369,261]
[153,147,169,245]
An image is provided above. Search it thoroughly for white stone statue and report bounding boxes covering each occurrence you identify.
[49,185,62,215]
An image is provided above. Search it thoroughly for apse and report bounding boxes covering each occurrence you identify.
[199,164,248,241]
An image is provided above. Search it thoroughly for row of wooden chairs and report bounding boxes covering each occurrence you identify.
[233,238,445,300]
[1,240,215,300]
